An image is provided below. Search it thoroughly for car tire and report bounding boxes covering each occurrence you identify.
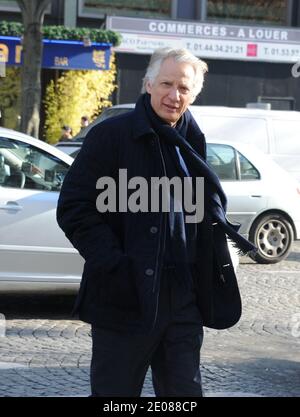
[249,213,294,264]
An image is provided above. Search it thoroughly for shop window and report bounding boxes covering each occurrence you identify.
[207,0,289,25]
[78,0,172,18]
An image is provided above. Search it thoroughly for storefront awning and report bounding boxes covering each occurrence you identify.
[0,36,112,70]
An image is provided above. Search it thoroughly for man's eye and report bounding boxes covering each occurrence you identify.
[180,87,189,94]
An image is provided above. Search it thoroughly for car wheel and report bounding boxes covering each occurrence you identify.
[249,214,293,264]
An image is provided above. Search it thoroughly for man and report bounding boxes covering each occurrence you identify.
[57,48,255,397]
[59,125,73,141]
[80,115,89,129]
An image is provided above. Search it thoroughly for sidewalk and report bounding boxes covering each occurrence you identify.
[0,250,299,397]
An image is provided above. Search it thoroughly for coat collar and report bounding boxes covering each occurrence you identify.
[131,95,156,141]
[131,94,207,159]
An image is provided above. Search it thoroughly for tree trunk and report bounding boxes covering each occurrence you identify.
[17,0,51,138]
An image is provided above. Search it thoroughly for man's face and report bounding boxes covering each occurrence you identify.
[146,57,196,126]
[62,129,71,138]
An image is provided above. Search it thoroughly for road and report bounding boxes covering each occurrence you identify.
[0,243,299,397]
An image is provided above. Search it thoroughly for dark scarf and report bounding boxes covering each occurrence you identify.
[141,93,257,259]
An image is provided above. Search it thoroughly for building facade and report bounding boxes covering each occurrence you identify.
[1,0,300,110]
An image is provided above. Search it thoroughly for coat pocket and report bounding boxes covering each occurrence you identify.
[105,255,140,311]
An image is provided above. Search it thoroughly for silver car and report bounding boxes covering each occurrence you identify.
[206,140,300,263]
[0,127,84,290]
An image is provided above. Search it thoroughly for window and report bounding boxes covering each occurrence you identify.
[207,0,289,25]
[0,0,19,12]
[207,143,260,181]
[272,119,300,155]
[238,152,260,180]
[207,143,238,180]
[78,0,172,18]
[0,137,69,191]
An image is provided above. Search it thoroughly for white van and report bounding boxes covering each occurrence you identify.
[85,104,300,182]
[190,106,300,183]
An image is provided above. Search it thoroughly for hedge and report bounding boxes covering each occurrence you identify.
[0,21,121,46]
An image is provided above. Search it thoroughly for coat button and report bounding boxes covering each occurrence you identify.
[150,226,158,234]
[145,268,154,276]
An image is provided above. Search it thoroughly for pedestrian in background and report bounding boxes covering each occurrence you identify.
[80,116,89,130]
[59,125,73,142]
[57,47,256,397]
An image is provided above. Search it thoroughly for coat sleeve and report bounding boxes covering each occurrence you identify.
[56,122,124,273]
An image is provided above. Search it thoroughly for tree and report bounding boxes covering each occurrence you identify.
[44,55,117,144]
[17,0,51,138]
[0,67,21,129]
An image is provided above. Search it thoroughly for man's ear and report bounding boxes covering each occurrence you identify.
[189,93,196,105]
[145,81,152,94]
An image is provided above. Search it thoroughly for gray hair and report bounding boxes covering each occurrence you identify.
[141,47,208,96]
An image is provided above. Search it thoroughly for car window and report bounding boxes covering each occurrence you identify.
[238,152,260,180]
[72,107,133,141]
[0,137,69,191]
[96,107,133,123]
[207,144,238,180]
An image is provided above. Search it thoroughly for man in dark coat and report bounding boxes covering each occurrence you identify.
[56,47,255,397]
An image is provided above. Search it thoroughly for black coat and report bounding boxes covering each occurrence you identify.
[56,102,241,332]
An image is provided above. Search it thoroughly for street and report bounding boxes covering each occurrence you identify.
[0,243,299,397]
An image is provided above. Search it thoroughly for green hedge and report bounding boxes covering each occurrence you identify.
[0,21,121,46]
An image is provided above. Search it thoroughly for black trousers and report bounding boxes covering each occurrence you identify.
[90,267,204,397]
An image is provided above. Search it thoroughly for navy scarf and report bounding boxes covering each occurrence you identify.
[142,93,257,258]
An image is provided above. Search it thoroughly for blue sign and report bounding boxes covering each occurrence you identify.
[0,36,111,70]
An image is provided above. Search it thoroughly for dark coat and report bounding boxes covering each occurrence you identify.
[56,101,241,332]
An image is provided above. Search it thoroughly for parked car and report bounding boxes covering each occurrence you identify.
[72,104,300,182]
[0,127,238,291]
[0,127,84,290]
[206,140,300,263]
[59,124,300,264]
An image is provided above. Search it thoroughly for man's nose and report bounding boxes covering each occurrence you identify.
[168,87,180,101]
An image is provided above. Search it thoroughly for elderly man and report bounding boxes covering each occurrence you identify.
[57,47,255,397]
